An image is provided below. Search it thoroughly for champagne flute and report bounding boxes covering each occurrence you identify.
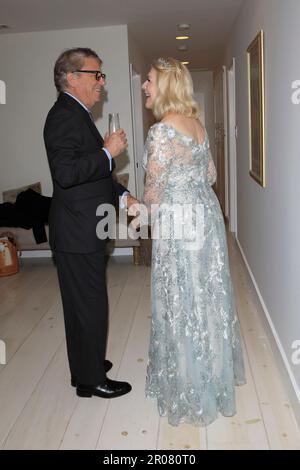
[108,113,120,134]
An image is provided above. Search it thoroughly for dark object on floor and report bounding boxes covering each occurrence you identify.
[0,188,51,244]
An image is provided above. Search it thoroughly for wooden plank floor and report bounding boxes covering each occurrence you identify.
[0,244,299,450]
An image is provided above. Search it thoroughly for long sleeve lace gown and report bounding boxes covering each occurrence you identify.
[142,122,246,427]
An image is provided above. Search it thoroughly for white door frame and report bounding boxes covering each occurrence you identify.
[129,64,145,200]
[223,65,229,218]
[227,58,238,234]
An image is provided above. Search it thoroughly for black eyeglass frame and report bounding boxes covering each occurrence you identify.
[74,70,106,81]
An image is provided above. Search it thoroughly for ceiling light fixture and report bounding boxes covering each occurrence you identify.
[177,44,188,51]
[181,61,190,65]
[176,35,189,40]
[177,23,191,30]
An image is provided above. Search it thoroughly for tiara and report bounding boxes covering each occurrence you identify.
[157,58,173,70]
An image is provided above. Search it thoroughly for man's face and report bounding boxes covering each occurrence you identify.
[69,57,105,109]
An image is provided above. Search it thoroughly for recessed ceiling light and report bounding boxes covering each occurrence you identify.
[176,35,189,40]
[0,25,10,30]
[177,23,191,30]
[177,44,188,51]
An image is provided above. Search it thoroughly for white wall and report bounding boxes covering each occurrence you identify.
[128,31,153,139]
[222,0,300,405]
[190,70,215,162]
[0,24,136,198]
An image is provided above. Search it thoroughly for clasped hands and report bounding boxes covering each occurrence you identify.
[124,196,150,233]
[125,195,140,219]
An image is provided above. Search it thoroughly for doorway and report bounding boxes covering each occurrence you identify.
[227,58,238,234]
[214,69,226,216]
[129,64,145,200]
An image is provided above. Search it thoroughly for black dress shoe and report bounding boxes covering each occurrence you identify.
[76,378,132,398]
[71,360,113,387]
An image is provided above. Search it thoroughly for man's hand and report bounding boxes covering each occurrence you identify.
[104,129,128,157]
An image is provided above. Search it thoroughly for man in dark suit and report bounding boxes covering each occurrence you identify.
[44,47,137,398]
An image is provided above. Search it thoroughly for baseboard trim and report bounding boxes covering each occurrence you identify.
[235,236,300,424]
[18,247,133,258]
[19,250,52,258]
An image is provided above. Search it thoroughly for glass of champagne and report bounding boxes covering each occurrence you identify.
[108,113,120,134]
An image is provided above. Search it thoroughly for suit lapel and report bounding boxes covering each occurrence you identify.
[86,117,115,170]
[58,93,104,146]
[84,111,104,146]
[57,93,114,168]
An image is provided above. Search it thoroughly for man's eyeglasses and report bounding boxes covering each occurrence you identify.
[74,70,106,81]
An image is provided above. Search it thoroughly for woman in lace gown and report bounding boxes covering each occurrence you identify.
[141,58,246,427]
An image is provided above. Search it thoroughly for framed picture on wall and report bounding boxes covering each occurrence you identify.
[247,30,266,187]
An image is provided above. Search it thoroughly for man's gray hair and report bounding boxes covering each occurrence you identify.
[54,47,101,92]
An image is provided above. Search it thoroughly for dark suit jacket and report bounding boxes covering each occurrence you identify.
[44,92,126,253]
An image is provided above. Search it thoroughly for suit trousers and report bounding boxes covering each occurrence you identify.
[54,250,108,385]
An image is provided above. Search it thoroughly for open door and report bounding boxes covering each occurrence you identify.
[214,70,226,216]
[227,58,238,234]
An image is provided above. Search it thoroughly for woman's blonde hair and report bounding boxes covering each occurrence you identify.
[151,57,199,120]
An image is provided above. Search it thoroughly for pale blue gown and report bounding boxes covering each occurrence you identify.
[143,123,246,427]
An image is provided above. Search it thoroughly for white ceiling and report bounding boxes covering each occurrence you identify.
[0,0,244,69]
